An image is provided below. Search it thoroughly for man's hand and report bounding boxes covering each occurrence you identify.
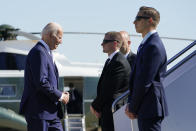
[90,105,101,118]
[61,92,69,104]
[125,104,137,119]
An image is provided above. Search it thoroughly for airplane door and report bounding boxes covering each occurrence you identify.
[63,77,83,115]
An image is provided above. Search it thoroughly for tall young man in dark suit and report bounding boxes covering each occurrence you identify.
[20,22,69,131]
[119,31,136,70]
[90,31,131,131]
[125,6,169,131]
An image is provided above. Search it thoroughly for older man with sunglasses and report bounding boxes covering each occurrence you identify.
[125,6,169,131]
[91,31,131,131]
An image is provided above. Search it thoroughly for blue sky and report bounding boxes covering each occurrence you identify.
[1,0,195,63]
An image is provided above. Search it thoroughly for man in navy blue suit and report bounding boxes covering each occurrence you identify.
[125,6,169,131]
[20,22,69,131]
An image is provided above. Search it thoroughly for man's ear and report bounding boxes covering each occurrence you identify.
[149,17,153,23]
[128,41,131,46]
[113,41,118,47]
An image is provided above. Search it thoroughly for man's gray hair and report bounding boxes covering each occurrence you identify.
[41,22,63,37]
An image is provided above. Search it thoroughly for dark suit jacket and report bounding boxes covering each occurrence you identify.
[127,51,136,71]
[128,33,169,119]
[19,42,63,120]
[92,52,131,128]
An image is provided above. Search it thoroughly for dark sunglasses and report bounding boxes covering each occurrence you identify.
[102,39,119,44]
[135,16,151,21]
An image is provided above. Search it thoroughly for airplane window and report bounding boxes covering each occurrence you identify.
[0,52,27,70]
[0,85,16,97]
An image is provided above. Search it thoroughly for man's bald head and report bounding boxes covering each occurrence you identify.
[42,22,63,37]
[119,31,131,54]
[41,22,63,50]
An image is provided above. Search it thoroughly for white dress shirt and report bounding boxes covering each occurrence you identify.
[108,50,119,62]
[124,51,130,59]
[140,30,157,45]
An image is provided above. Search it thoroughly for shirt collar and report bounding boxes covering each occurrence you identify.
[39,40,55,63]
[124,51,130,58]
[39,40,51,55]
[141,30,157,45]
[109,50,119,60]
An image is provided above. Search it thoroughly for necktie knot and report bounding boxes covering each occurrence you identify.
[102,58,110,73]
[105,58,110,66]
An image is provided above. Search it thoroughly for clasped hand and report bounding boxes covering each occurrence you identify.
[90,105,101,118]
[125,104,137,119]
[61,92,70,104]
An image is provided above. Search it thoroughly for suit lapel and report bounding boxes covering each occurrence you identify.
[106,52,119,68]
[54,63,59,89]
[138,32,158,54]
[98,52,119,86]
[98,59,110,84]
[38,42,57,78]
[54,63,59,78]
[134,32,159,77]
[38,42,53,65]
[133,33,157,81]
